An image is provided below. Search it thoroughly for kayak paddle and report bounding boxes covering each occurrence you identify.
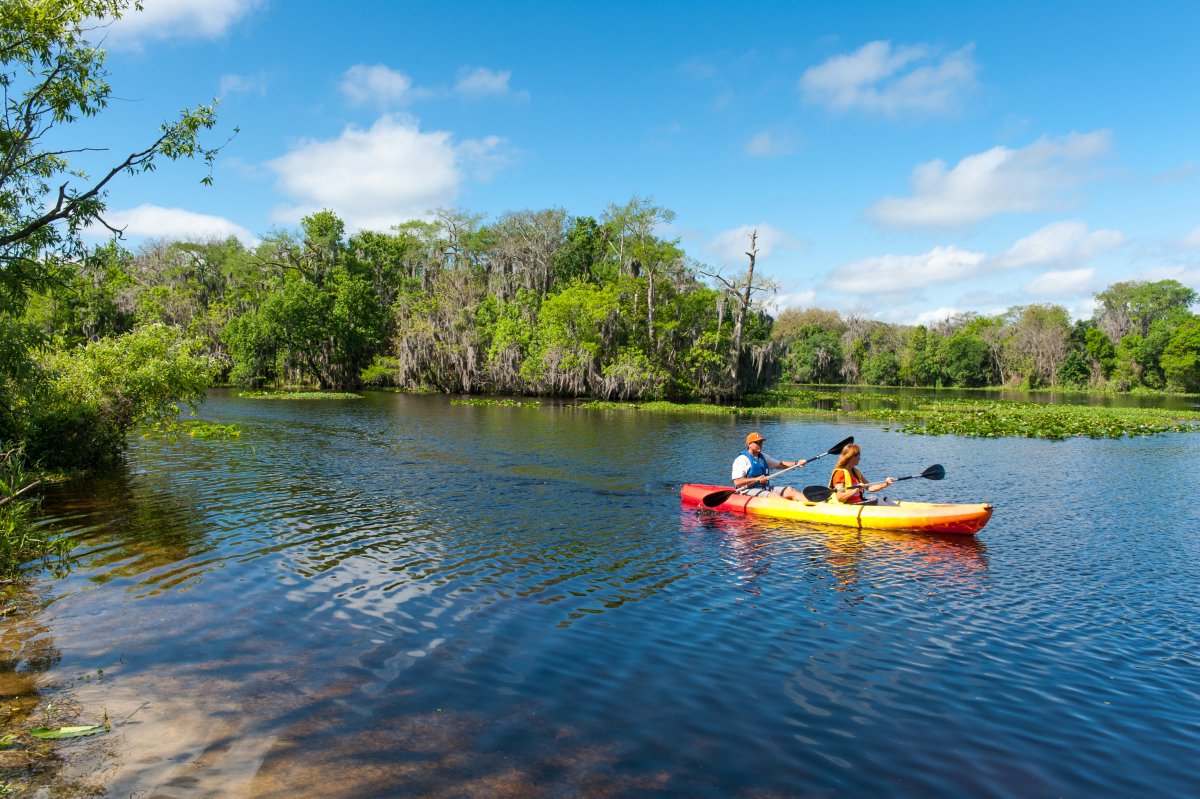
[700,436,855,509]
[800,463,945,503]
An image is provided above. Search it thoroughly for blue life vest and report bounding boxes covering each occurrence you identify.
[741,449,769,485]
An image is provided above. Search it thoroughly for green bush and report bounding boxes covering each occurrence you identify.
[24,325,216,468]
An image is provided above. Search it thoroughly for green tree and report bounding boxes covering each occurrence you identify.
[1,0,225,308]
[900,325,945,387]
[1093,280,1198,343]
[228,212,384,389]
[1084,327,1117,380]
[782,327,844,383]
[552,216,605,285]
[1161,316,1200,392]
[523,280,622,395]
[1,0,228,468]
[862,349,900,385]
[943,330,991,387]
[26,240,136,346]
[1057,351,1090,387]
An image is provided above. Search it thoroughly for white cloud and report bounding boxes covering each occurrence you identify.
[826,245,987,295]
[745,131,793,157]
[993,220,1124,269]
[219,72,268,98]
[705,224,803,265]
[913,306,964,326]
[1066,296,1099,321]
[455,67,529,102]
[677,57,718,80]
[1023,268,1096,297]
[104,0,262,47]
[266,114,512,232]
[341,65,426,108]
[869,131,1113,229]
[1138,264,1200,293]
[767,290,817,311]
[799,41,977,115]
[1148,162,1196,185]
[1181,226,1200,249]
[87,204,255,243]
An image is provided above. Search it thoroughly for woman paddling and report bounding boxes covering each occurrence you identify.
[732,432,807,501]
[828,443,895,505]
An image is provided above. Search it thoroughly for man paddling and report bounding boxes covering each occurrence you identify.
[732,432,807,501]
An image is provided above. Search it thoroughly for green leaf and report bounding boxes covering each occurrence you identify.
[29,724,108,739]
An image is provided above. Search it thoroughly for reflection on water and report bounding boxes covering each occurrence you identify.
[685,508,988,599]
[16,391,1200,797]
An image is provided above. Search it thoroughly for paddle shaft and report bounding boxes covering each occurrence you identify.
[701,439,854,508]
[733,443,851,490]
[737,458,803,487]
[801,464,944,503]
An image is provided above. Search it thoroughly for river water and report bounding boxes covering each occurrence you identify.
[11,390,1199,797]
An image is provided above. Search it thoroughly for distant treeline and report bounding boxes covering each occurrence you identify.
[774,278,1199,392]
[26,204,1200,418]
[29,201,784,404]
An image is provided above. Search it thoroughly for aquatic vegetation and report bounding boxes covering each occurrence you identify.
[577,397,1200,440]
[240,391,362,400]
[0,448,70,579]
[144,420,241,441]
[28,722,108,740]
[866,400,1200,440]
[451,398,542,407]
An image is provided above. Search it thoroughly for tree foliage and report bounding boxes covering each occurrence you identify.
[24,324,216,467]
[1,0,225,307]
[1,1,228,480]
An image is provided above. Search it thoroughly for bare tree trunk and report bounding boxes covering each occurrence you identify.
[647,268,655,349]
[731,231,758,382]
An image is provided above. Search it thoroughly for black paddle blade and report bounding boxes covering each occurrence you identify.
[801,485,834,502]
[701,489,737,508]
[922,464,945,480]
[826,436,854,456]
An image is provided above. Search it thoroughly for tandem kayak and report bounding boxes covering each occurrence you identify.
[681,483,993,535]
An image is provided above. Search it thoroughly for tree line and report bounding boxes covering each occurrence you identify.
[35,201,781,402]
[774,280,1199,393]
[23,209,1200,452]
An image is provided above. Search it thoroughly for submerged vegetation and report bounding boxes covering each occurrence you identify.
[0,449,68,579]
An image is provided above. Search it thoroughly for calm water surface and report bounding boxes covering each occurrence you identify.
[12,390,1199,797]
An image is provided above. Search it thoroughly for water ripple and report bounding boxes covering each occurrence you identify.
[24,394,1200,797]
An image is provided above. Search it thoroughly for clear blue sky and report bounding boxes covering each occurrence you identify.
[80,0,1200,325]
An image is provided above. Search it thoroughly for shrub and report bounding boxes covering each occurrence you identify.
[24,325,216,468]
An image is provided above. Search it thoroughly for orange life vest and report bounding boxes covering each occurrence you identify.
[829,467,866,503]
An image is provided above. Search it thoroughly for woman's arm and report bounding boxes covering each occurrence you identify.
[866,476,896,492]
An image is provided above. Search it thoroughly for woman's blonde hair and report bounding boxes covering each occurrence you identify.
[832,443,861,472]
